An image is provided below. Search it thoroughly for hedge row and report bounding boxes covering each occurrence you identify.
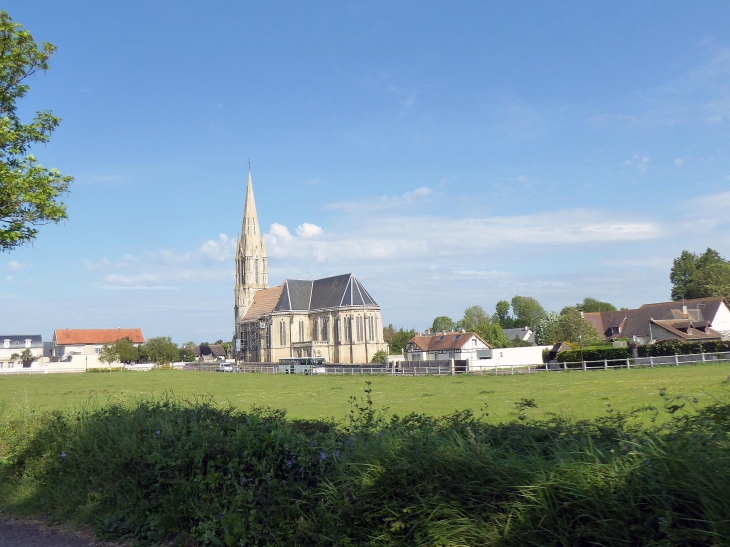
[543,339,730,363]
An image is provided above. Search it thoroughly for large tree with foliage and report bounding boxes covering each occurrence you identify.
[576,297,616,313]
[670,248,730,301]
[430,316,455,333]
[510,296,547,328]
[456,305,509,348]
[383,324,415,355]
[0,11,72,251]
[491,300,515,327]
[533,309,601,346]
[144,337,179,366]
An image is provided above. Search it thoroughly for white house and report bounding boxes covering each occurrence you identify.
[52,328,145,368]
[405,332,492,362]
[0,335,43,369]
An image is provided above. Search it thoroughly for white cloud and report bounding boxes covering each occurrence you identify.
[269,223,293,240]
[296,223,323,238]
[200,234,235,262]
[674,158,684,166]
[623,154,652,174]
[6,261,29,272]
[325,186,435,212]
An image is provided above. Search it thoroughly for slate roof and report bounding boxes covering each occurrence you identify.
[407,332,491,351]
[584,297,729,340]
[273,273,378,312]
[0,335,43,349]
[650,319,721,341]
[54,329,145,345]
[502,327,535,344]
[193,344,227,358]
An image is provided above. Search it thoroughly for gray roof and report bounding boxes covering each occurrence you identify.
[502,327,535,345]
[1,335,43,349]
[274,273,378,312]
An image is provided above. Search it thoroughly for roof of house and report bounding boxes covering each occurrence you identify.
[193,344,226,357]
[584,297,729,339]
[242,285,285,320]
[502,327,535,344]
[273,273,378,312]
[650,319,722,341]
[54,329,145,345]
[0,335,43,349]
[407,332,491,351]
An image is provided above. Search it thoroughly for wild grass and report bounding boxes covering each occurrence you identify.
[1,384,730,546]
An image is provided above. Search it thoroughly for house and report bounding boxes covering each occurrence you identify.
[0,335,43,369]
[193,344,227,362]
[233,170,388,363]
[584,297,730,343]
[53,329,145,361]
[405,332,492,362]
[502,326,535,345]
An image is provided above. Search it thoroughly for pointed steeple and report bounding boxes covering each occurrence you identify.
[241,169,260,238]
[234,167,268,323]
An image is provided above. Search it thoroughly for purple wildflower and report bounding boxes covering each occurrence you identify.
[310,440,316,447]
[60,452,66,459]
[286,459,293,467]
[154,430,161,436]
[335,450,341,458]
[319,452,327,460]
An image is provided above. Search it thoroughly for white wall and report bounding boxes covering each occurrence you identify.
[711,302,730,336]
[469,345,551,370]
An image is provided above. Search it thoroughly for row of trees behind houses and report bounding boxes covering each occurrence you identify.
[384,248,730,353]
[98,338,232,366]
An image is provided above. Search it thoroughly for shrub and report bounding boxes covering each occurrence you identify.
[638,339,730,357]
[555,346,631,363]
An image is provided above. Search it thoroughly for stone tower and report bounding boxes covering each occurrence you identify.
[234,169,268,323]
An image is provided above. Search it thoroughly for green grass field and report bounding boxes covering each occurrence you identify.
[2,363,730,422]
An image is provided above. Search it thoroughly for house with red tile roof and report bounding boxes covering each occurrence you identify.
[405,332,492,362]
[52,328,145,360]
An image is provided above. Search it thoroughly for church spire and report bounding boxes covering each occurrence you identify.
[234,167,268,323]
[241,168,260,238]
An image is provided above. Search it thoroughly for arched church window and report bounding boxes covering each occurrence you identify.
[312,318,318,342]
[255,259,259,284]
[280,321,287,346]
[322,318,328,342]
[334,319,339,343]
[299,320,304,342]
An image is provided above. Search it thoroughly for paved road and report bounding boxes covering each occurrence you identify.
[0,520,105,547]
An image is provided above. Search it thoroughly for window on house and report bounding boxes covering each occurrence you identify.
[438,336,445,341]
[3,340,9,349]
[454,335,461,340]
[25,339,32,348]
[94,346,102,354]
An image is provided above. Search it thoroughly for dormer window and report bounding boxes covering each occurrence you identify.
[25,338,31,348]
[437,336,445,341]
[454,335,461,340]
[3,339,9,349]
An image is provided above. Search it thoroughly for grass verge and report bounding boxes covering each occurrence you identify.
[1,384,730,546]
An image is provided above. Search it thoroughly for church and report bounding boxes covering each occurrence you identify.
[234,170,388,363]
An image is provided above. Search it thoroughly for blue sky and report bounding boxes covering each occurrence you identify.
[2,1,730,343]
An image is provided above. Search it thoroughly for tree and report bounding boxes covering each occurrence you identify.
[510,296,546,328]
[430,316,455,333]
[179,346,196,362]
[114,337,139,364]
[10,348,34,367]
[559,308,601,345]
[576,297,616,313]
[144,336,179,366]
[371,349,387,363]
[220,341,232,357]
[534,312,562,345]
[383,324,415,355]
[0,11,72,251]
[670,248,730,300]
[491,300,515,327]
[459,305,489,332]
[98,343,118,368]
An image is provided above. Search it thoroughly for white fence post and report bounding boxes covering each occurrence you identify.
[701,352,706,363]
[649,355,654,367]
[674,354,679,366]
[604,359,608,370]
[626,358,630,369]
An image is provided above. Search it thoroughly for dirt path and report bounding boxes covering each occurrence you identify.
[0,518,116,547]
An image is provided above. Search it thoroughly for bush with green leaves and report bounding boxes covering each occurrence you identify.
[2,389,730,546]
